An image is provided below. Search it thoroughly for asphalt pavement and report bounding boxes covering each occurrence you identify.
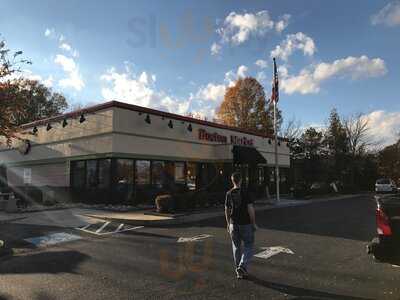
[1,195,400,300]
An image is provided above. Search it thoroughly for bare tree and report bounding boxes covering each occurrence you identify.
[344,113,374,156]
[281,117,302,142]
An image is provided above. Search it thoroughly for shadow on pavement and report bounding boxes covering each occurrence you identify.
[249,276,373,300]
[184,196,377,242]
[0,223,78,251]
[121,230,177,240]
[0,250,89,275]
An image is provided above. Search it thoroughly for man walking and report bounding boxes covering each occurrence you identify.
[225,172,258,279]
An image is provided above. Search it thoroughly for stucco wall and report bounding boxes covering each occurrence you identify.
[7,162,69,188]
[0,105,290,167]
[112,107,290,166]
[0,108,114,165]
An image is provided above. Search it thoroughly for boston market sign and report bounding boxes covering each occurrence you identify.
[198,129,254,146]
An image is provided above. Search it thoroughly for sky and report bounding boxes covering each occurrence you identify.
[1,0,400,145]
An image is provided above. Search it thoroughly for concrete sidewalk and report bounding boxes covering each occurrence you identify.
[82,193,367,226]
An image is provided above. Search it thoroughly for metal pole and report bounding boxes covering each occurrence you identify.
[274,99,280,203]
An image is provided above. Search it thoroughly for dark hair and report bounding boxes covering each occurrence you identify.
[231,172,242,185]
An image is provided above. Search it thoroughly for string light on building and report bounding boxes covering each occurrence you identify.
[145,114,151,124]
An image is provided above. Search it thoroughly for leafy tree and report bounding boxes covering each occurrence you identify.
[0,39,30,145]
[325,108,348,182]
[326,108,348,155]
[1,38,68,146]
[294,127,328,185]
[378,139,400,184]
[12,79,68,125]
[216,77,281,134]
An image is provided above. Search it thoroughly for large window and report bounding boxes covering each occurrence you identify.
[258,167,265,185]
[86,160,98,188]
[98,159,111,188]
[186,162,197,190]
[116,159,134,185]
[136,160,150,185]
[115,159,134,203]
[152,161,165,188]
[71,161,85,189]
[175,162,186,184]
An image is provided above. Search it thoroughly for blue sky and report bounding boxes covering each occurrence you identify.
[1,0,400,144]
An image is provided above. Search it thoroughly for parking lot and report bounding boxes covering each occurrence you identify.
[0,195,400,300]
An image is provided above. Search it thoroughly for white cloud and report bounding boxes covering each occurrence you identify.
[44,28,55,37]
[371,1,400,27]
[211,10,290,55]
[255,59,268,69]
[224,65,249,86]
[45,28,79,57]
[280,55,387,95]
[59,42,79,57]
[270,32,316,61]
[362,110,400,146]
[54,54,84,91]
[256,71,267,83]
[281,68,320,94]
[60,43,72,52]
[100,65,189,115]
[237,65,248,78]
[2,69,54,88]
[54,55,76,73]
[275,14,291,33]
[218,10,274,45]
[210,42,222,55]
[45,29,83,91]
[195,83,226,102]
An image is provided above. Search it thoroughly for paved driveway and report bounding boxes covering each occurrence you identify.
[0,195,399,299]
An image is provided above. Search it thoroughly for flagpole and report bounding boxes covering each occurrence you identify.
[274,96,280,203]
[273,58,280,204]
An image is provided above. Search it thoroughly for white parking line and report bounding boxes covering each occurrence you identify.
[254,246,294,260]
[177,234,213,243]
[96,221,110,233]
[75,222,144,236]
[98,225,144,236]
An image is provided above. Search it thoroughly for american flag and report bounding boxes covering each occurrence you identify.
[270,57,279,104]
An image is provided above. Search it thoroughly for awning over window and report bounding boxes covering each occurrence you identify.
[232,145,267,165]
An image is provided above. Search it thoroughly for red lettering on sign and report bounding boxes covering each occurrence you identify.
[199,129,254,146]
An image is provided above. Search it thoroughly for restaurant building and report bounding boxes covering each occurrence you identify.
[0,101,290,205]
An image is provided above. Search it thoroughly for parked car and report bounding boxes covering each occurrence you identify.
[367,194,400,260]
[375,178,397,193]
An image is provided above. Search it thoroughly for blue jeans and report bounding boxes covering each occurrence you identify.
[229,223,254,270]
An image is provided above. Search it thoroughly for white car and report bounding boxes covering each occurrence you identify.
[375,178,397,193]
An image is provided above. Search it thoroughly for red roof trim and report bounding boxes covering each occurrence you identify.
[20,100,286,141]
